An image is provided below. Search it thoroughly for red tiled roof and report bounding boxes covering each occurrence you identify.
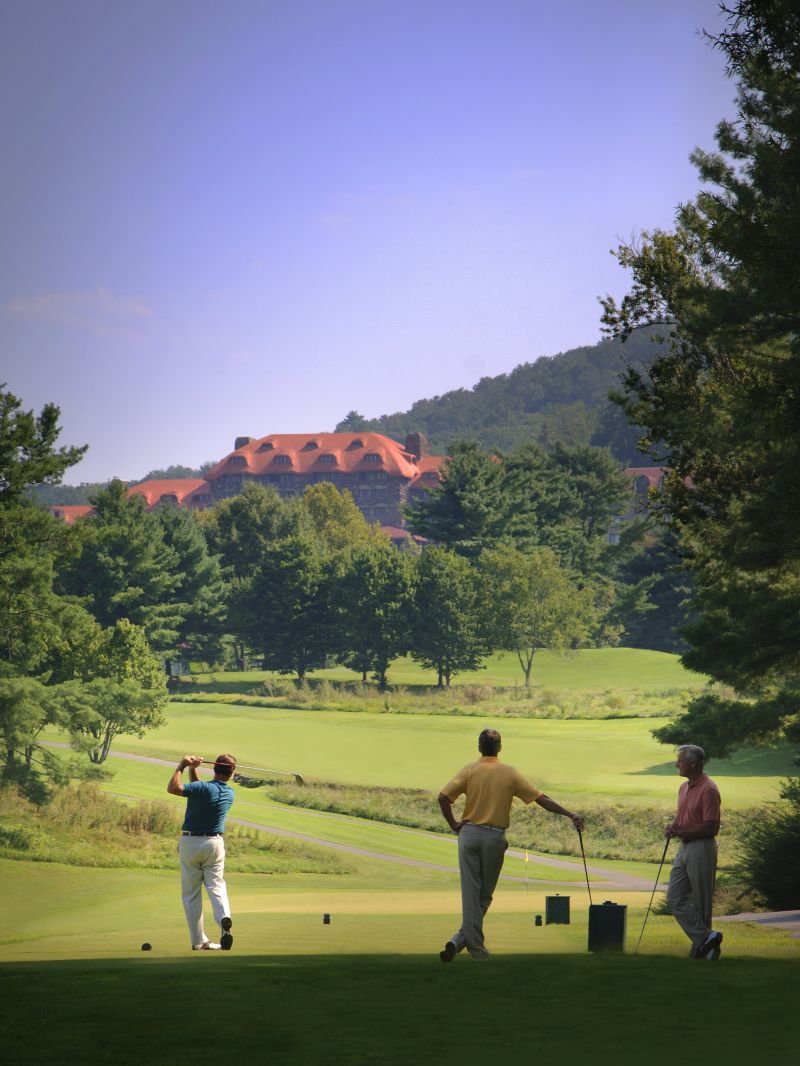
[47,505,94,524]
[624,467,665,489]
[127,479,208,508]
[205,433,426,481]
[409,454,445,488]
[380,524,427,544]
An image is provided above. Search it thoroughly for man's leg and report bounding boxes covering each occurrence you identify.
[682,838,720,957]
[200,838,232,947]
[667,841,717,956]
[179,837,207,947]
[478,832,508,922]
[449,826,506,960]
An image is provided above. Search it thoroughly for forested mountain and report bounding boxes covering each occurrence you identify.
[336,330,660,462]
[32,333,658,508]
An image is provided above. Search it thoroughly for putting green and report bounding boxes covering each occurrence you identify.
[68,702,794,805]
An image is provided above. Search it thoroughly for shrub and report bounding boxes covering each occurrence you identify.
[0,824,43,850]
[734,778,800,910]
[122,800,181,834]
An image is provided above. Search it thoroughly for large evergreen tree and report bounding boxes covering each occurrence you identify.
[228,533,330,681]
[58,480,183,651]
[154,504,227,662]
[404,441,509,558]
[601,0,800,755]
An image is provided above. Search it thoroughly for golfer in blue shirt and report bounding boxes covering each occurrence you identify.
[168,753,236,951]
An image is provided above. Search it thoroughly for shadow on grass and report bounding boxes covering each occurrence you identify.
[3,954,798,1065]
[630,745,796,778]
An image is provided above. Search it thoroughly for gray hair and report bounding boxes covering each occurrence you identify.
[677,744,705,768]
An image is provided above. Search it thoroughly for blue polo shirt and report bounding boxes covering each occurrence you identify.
[182,779,234,833]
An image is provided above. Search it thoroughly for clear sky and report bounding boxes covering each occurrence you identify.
[1,0,735,483]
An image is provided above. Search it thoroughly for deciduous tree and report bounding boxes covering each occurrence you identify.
[478,545,594,688]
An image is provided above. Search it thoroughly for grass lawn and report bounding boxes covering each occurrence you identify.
[190,647,708,693]
[2,853,798,1065]
[70,701,794,806]
[3,953,797,1066]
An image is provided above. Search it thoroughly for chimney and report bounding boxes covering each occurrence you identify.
[234,436,253,450]
[405,432,428,460]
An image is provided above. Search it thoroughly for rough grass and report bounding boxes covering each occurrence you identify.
[0,785,351,875]
[241,775,752,867]
[171,682,692,719]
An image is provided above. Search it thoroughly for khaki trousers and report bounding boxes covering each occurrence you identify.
[667,838,718,955]
[178,835,231,947]
[450,823,508,959]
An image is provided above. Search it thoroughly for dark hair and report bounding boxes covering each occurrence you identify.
[214,754,237,779]
[478,729,501,756]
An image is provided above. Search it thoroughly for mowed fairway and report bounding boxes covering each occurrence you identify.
[197,647,706,691]
[85,701,795,806]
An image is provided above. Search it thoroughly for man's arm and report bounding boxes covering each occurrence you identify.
[167,755,202,796]
[438,793,464,834]
[665,819,717,842]
[535,794,584,832]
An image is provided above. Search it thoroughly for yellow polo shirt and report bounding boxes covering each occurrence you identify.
[441,756,543,829]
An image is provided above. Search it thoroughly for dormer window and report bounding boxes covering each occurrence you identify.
[229,455,247,466]
[422,471,439,481]
[273,455,292,465]
[319,454,337,464]
[302,440,319,451]
[159,493,178,504]
[257,442,274,452]
[364,453,382,463]
[347,439,364,449]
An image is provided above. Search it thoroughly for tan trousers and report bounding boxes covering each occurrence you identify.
[450,824,508,959]
[667,838,718,955]
[178,835,231,947]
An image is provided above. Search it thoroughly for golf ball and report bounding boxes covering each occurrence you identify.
[141,942,152,951]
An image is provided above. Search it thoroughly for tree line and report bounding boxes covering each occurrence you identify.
[2,385,686,798]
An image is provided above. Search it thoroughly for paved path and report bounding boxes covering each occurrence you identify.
[47,743,664,891]
[717,910,800,938]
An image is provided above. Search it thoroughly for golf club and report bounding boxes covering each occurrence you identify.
[577,827,594,907]
[635,836,670,953]
[202,760,305,785]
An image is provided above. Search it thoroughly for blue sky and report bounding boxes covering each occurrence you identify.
[1,0,735,483]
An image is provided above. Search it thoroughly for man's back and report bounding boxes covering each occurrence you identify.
[182,779,234,833]
[442,756,541,828]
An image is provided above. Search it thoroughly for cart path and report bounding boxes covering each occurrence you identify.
[46,743,664,891]
[717,911,800,938]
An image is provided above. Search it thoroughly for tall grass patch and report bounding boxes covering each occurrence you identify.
[0,785,350,875]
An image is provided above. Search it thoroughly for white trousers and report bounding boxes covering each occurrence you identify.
[178,835,231,947]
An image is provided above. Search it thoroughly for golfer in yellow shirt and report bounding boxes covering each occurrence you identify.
[438,728,584,961]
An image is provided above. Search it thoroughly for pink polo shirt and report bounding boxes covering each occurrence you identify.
[675,774,721,835]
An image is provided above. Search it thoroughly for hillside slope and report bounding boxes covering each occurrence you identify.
[336,330,659,461]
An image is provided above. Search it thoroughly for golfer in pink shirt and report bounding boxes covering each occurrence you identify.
[665,744,723,960]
